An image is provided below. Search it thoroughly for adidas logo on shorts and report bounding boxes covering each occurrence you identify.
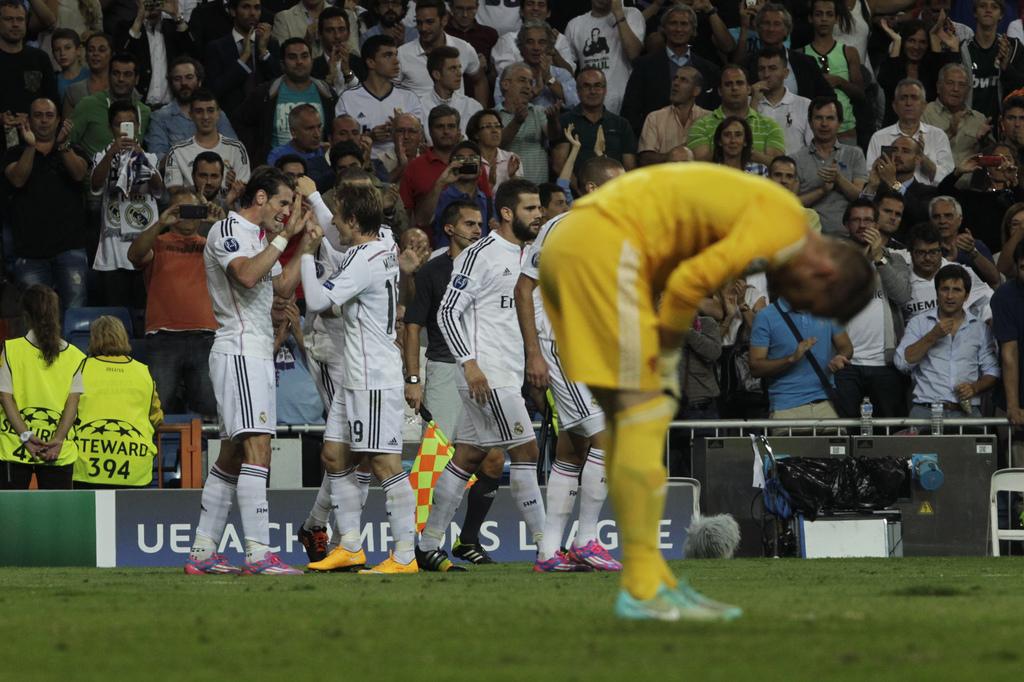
[388,437,399,446]
[502,267,513,276]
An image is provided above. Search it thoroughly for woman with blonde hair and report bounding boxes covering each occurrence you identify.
[72,316,163,489]
[0,285,85,489]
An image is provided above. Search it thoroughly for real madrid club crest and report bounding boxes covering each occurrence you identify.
[259,412,268,424]
[513,422,525,436]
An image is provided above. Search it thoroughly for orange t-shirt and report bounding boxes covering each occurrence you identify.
[143,232,218,334]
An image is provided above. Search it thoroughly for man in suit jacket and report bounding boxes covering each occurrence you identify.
[741,3,833,101]
[204,0,281,129]
[120,0,195,108]
[621,3,720,136]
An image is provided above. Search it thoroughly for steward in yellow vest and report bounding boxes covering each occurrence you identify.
[73,355,164,488]
[0,336,85,468]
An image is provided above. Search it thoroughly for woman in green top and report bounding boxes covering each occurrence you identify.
[804,0,864,143]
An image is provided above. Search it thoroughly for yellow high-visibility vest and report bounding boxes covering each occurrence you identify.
[73,356,158,487]
[0,337,85,466]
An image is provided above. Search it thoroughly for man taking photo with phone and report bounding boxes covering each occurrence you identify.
[127,187,219,418]
[430,139,491,246]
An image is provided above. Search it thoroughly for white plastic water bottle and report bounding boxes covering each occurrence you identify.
[860,397,873,436]
[930,402,943,435]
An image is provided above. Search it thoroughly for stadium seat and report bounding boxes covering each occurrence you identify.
[988,468,1024,556]
[63,307,134,352]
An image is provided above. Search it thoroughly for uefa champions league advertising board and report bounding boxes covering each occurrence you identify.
[105,484,698,567]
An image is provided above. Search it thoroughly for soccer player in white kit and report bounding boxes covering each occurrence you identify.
[515,156,626,572]
[298,182,420,574]
[185,167,311,575]
[415,178,550,572]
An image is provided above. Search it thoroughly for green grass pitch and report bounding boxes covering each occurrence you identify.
[2,558,1021,682]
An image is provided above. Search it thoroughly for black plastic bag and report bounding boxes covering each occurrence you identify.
[828,456,907,512]
[853,456,906,510]
[775,458,839,521]
[775,456,907,519]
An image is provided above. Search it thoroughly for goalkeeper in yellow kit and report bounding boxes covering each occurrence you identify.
[538,164,874,621]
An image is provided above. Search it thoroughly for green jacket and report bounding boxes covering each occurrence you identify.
[70,91,152,157]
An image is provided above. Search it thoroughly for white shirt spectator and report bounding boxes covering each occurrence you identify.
[756,89,813,154]
[480,148,521,188]
[397,33,481,98]
[476,4,521,35]
[335,84,424,159]
[565,7,645,115]
[865,122,955,186]
[491,30,576,76]
[204,211,282,360]
[163,134,251,190]
[418,89,482,142]
[903,259,993,323]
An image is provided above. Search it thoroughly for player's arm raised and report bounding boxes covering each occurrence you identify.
[298,227,371,314]
[437,267,489,404]
[228,191,305,290]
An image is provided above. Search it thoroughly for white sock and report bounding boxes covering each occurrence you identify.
[190,465,237,561]
[510,461,546,547]
[237,464,271,561]
[329,467,364,552]
[419,462,472,552]
[356,470,372,510]
[575,448,608,546]
[303,473,332,531]
[540,459,581,560]
[381,471,416,564]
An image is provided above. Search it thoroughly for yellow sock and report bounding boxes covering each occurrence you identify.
[607,395,677,601]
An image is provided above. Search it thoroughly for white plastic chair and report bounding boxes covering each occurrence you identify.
[989,468,1024,556]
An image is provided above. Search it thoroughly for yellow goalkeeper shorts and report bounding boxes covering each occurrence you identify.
[538,208,660,392]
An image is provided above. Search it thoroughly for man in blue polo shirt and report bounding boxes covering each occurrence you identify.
[749,296,852,431]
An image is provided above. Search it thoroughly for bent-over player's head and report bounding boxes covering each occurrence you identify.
[495,178,543,243]
[333,182,384,244]
[239,166,296,233]
[577,156,624,196]
[769,232,874,322]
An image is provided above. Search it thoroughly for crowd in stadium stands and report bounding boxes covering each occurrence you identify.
[7,0,1024,476]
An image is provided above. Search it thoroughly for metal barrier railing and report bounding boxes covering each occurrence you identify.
[185,417,1016,486]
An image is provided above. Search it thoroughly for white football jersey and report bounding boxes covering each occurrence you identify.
[520,213,569,340]
[438,232,527,390]
[204,211,281,359]
[304,238,348,365]
[318,240,403,390]
[334,84,424,159]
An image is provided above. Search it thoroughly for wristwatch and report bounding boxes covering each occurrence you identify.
[547,75,557,86]
[19,430,33,444]
[890,181,901,192]
[405,374,420,385]
[875,255,889,266]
